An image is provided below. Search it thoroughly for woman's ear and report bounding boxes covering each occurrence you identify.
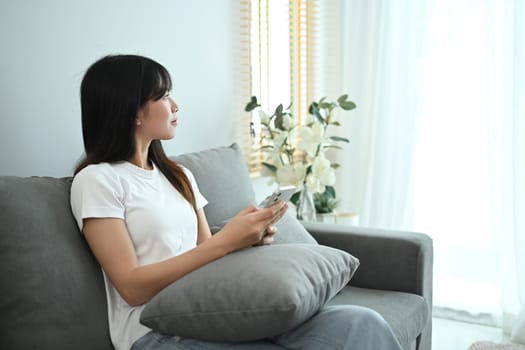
[136,108,145,126]
[136,104,149,126]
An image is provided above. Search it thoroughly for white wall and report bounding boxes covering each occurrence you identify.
[0,0,238,177]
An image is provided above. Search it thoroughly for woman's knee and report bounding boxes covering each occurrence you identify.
[335,305,390,329]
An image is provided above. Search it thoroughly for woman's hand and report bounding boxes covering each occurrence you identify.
[214,201,287,252]
[253,225,277,246]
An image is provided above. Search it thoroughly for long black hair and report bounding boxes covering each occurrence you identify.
[75,54,196,208]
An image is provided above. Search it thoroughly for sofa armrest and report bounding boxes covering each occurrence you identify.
[302,222,433,299]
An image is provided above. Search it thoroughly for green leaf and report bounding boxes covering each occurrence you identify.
[313,186,338,213]
[325,185,336,198]
[329,136,350,143]
[330,163,341,169]
[290,191,301,206]
[262,162,277,173]
[324,145,343,150]
[330,121,341,126]
[274,114,285,130]
[244,96,260,112]
[319,102,336,110]
[340,101,356,111]
[308,102,324,124]
[275,104,283,117]
[337,94,348,104]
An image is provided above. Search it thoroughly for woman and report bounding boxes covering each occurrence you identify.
[70,54,402,350]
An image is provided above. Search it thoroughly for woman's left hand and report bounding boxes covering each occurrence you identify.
[254,225,277,246]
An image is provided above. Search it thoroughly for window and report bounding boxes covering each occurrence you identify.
[239,0,321,173]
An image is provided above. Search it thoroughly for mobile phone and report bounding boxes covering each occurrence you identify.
[258,185,297,208]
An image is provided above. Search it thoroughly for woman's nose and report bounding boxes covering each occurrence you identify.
[170,98,179,113]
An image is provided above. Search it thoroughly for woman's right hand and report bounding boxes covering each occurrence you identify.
[215,201,288,252]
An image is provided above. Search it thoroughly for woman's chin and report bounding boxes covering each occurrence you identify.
[162,129,177,140]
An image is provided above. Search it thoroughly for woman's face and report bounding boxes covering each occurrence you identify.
[136,92,179,141]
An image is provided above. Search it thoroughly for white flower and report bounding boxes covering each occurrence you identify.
[282,115,294,130]
[266,147,282,164]
[261,164,276,179]
[299,122,324,157]
[276,164,307,188]
[305,113,316,124]
[312,155,335,185]
[259,110,269,124]
[305,173,324,193]
[305,156,335,193]
[272,131,289,148]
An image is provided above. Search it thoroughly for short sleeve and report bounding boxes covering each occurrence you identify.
[182,166,208,210]
[70,164,126,231]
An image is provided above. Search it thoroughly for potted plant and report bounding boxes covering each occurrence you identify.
[245,95,356,221]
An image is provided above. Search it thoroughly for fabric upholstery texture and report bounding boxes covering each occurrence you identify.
[140,244,359,342]
[0,176,113,350]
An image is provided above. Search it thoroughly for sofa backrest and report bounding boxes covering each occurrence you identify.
[0,143,315,350]
[0,176,113,350]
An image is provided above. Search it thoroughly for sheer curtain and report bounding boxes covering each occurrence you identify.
[325,0,424,230]
[327,0,525,342]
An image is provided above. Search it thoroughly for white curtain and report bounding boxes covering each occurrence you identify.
[322,0,424,230]
[325,0,525,342]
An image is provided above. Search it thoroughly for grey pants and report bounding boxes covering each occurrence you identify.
[131,305,403,350]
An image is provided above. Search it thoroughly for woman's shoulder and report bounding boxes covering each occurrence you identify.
[72,162,122,189]
[74,162,117,178]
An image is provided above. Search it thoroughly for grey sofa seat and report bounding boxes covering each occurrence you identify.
[0,143,433,350]
[329,286,428,350]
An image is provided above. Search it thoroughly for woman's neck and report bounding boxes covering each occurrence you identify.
[128,142,152,170]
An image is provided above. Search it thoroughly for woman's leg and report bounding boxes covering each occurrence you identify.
[270,305,403,350]
[132,305,401,350]
[131,331,285,350]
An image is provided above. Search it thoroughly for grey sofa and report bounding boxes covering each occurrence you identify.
[0,143,432,350]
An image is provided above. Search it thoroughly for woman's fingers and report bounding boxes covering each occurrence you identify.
[265,225,277,236]
[253,232,275,246]
[267,201,287,225]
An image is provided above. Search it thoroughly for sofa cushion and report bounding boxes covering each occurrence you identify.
[140,244,359,342]
[173,143,317,245]
[0,176,112,350]
[327,286,429,350]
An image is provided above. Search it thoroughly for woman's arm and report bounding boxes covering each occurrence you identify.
[196,208,212,245]
[82,202,287,307]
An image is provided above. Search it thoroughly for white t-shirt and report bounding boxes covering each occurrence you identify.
[70,161,208,350]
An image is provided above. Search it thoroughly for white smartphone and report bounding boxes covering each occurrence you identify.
[258,185,297,208]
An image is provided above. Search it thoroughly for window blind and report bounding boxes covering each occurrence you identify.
[233,0,256,170]
[238,0,321,174]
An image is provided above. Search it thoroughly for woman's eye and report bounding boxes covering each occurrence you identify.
[163,93,170,99]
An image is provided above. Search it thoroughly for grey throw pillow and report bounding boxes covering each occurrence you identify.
[140,244,359,342]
